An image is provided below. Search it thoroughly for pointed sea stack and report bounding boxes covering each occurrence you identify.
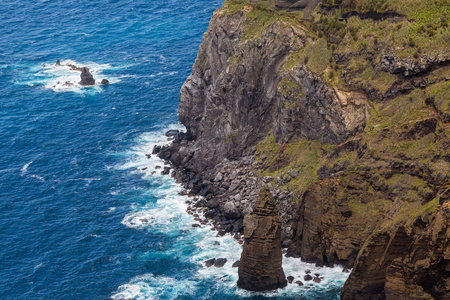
[237,187,287,291]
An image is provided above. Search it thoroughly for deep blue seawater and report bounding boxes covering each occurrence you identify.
[0,0,349,299]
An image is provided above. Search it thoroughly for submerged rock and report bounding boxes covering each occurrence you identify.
[237,187,287,291]
[214,258,227,268]
[79,67,95,86]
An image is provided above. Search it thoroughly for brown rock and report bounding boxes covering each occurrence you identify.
[237,187,287,291]
[341,201,450,299]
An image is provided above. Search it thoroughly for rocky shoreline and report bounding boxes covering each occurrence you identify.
[152,129,298,248]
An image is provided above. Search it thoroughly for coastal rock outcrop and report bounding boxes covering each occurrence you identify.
[237,187,287,291]
[79,67,95,86]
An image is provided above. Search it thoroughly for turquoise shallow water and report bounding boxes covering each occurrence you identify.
[0,0,348,299]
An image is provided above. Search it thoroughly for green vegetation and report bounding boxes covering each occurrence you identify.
[300,38,332,74]
[254,134,334,198]
[278,78,305,109]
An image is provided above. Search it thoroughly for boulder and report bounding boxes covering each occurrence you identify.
[100,79,109,85]
[206,199,219,209]
[204,258,215,267]
[287,276,295,283]
[223,201,241,219]
[237,187,287,291]
[214,258,227,268]
[232,261,240,268]
[304,275,313,281]
[79,67,95,86]
[161,167,171,175]
[165,130,180,137]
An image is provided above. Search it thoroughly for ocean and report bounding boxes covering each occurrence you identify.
[0,0,348,299]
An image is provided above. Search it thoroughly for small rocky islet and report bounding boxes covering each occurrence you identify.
[54,60,109,86]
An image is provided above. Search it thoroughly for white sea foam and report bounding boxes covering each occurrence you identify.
[21,161,33,174]
[112,274,196,300]
[30,174,45,181]
[113,125,350,299]
[67,178,102,182]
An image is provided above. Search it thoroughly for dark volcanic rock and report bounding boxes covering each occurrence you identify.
[79,67,95,86]
[100,79,109,85]
[237,187,287,291]
[287,276,295,283]
[204,258,215,267]
[232,260,240,268]
[214,258,227,268]
[177,10,369,174]
[152,145,162,155]
[165,130,180,137]
[161,167,171,175]
[304,275,313,281]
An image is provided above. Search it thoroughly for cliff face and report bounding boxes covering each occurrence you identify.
[179,4,369,173]
[164,0,450,298]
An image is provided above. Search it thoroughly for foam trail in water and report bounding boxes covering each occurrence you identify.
[112,125,350,299]
[21,161,33,174]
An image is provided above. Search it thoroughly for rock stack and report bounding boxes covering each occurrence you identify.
[237,187,287,291]
[79,67,95,86]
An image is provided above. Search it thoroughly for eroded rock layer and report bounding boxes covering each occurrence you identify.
[237,187,287,291]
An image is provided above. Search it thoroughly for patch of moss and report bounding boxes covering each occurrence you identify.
[278,78,305,109]
[392,197,439,226]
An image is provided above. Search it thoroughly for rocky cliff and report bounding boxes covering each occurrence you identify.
[159,0,450,298]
